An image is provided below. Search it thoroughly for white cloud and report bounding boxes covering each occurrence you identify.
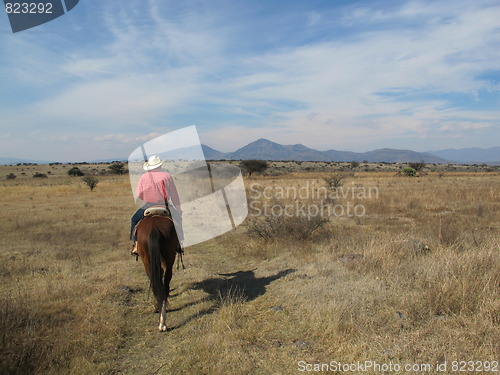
[32,72,199,127]
[1,0,500,160]
[306,11,322,26]
[94,132,163,144]
[201,1,500,150]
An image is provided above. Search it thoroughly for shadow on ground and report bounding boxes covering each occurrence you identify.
[169,268,296,330]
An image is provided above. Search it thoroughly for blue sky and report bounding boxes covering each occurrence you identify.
[1,0,499,161]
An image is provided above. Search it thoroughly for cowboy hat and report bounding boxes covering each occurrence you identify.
[143,155,163,171]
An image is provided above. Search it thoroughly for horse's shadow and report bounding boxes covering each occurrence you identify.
[169,268,296,330]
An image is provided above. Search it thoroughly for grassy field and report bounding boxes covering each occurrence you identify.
[0,163,498,374]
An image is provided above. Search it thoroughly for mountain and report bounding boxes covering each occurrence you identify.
[227,138,329,161]
[357,149,446,163]
[428,147,500,163]
[322,148,442,163]
[201,145,226,160]
[203,139,449,163]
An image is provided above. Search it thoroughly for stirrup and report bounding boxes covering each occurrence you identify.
[176,243,186,270]
[131,242,139,261]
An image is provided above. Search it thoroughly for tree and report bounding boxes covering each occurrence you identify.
[82,176,99,191]
[240,160,269,177]
[108,162,126,175]
[67,166,84,176]
[409,160,426,172]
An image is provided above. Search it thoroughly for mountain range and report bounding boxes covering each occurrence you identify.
[428,147,500,164]
[202,138,499,164]
[1,139,499,165]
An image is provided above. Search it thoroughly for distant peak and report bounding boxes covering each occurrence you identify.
[241,138,282,148]
[252,138,276,144]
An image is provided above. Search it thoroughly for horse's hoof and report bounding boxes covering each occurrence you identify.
[158,324,167,332]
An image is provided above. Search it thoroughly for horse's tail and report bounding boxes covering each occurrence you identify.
[148,227,167,310]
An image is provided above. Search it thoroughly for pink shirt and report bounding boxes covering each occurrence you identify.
[136,170,181,210]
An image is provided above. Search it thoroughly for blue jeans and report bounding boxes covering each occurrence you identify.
[130,203,156,240]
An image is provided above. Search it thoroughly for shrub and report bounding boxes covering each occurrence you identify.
[108,162,126,175]
[6,173,16,180]
[409,160,426,172]
[82,176,99,191]
[402,167,416,176]
[33,172,48,178]
[323,174,345,191]
[67,167,84,177]
[350,161,360,168]
[247,207,329,241]
[240,160,269,177]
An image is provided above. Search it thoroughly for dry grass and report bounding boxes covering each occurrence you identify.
[0,175,135,374]
[0,166,498,374]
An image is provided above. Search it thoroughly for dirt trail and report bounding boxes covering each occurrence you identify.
[113,240,284,375]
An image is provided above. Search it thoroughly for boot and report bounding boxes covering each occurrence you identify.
[131,241,138,256]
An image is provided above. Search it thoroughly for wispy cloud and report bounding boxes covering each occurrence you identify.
[205,0,500,149]
[94,132,163,144]
[1,0,499,160]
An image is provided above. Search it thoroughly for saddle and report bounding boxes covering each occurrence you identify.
[144,205,171,217]
[132,206,172,241]
[133,204,185,266]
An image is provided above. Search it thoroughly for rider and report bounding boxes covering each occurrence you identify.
[130,155,182,255]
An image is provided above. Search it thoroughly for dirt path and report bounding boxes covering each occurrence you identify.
[112,240,284,375]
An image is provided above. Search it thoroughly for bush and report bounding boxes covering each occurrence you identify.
[67,167,84,177]
[6,173,16,180]
[350,161,360,168]
[247,206,329,241]
[402,167,417,177]
[409,161,426,172]
[240,160,269,177]
[108,162,126,175]
[82,176,99,191]
[33,172,48,178]
[323,174,345,191]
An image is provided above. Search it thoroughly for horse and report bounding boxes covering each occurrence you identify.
[135,215,179,331]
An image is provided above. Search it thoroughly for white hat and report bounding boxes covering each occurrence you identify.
[143,155,163,171]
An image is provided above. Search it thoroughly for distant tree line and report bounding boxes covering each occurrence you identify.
[67,162,127,177]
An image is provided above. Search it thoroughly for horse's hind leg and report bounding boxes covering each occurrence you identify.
[158,300,167,332]
[158,264,173,332]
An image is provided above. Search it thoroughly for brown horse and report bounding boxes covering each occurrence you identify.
[135,215,179,331]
